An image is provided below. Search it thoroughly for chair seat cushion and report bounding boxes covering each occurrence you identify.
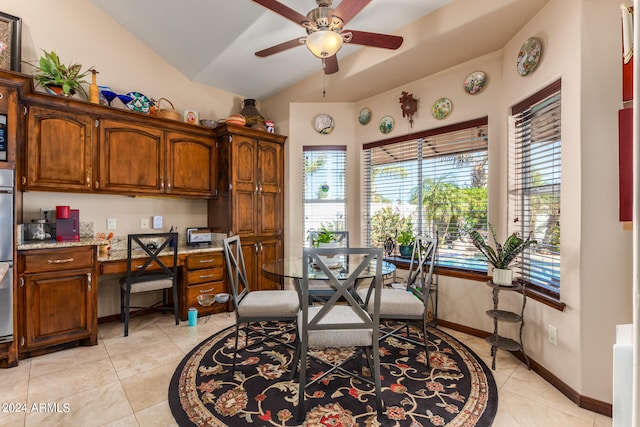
[121,278,174,293]
[238,290,299,318]
[357,288,425,317]
[300,305,373,348]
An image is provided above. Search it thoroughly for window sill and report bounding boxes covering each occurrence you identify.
[385,257,566,311]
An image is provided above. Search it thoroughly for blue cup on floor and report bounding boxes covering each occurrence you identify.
[188,307,198,327]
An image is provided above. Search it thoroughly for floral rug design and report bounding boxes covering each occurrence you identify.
[169,321,497,426]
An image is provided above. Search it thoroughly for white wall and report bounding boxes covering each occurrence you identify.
[267,0,632,406]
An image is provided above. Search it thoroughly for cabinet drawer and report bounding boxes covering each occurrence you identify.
[21,247,95,274]
[186,267,224,285]
[184,281,227,307]
[100,255,174,276]
[186,252,224,270]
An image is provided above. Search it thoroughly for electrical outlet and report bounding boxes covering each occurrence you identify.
[107,218,117,230]
[548,324,558,346]
[152,215,163,229]
[140,218,149,229]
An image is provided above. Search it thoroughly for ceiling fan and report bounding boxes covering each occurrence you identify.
[252,0,404,74]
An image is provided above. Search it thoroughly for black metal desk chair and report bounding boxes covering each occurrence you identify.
[223,235,300,376]
[120,232,179,337]
[292,247,383,422]
[358,235,437,367]
[306,230,349,304]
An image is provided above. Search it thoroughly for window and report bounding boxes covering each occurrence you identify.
[303,146,347,246]
[363,118,488,271]
[509,80,561,296]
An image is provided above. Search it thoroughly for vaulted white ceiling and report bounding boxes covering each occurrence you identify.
[89,0,550,102]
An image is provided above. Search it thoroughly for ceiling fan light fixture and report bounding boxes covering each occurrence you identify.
[305,30,343,58]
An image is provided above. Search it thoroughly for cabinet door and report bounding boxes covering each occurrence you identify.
[98,119,164,194]
[257,237,283,290]
[0,85,18,170]
[22,270,93,351]
[23,106,94,191]
[257,140,282,236]
[241,239,258,292]
[231,135,258,236]
[167,131,216,197]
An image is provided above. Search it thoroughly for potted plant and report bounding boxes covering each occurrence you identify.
[469,223,537,285]
[25,50,92,99]
[397,230,415,258]
[312,227,338,248]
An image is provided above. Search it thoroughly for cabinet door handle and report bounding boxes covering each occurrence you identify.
[20,277,24,287]
[259,243,264,252]
[199,259,215,264]
[87,273,92,291]
[95,181,99,189]
[199,274,214,279]
[21,176,26,185]
[86,171,90,185]
[48,258,74,264]
[259,184,263,193]
[255,184,258,193]
[255,244,259,255]
[199,288,215,293]
[167,177,171,191]
[160,177,164,190]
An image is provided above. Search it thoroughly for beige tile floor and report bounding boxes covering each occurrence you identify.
[0,312,613,427]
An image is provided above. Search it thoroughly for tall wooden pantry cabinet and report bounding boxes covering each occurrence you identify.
[208,124,285,291]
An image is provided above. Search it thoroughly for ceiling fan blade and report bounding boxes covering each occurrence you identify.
[323,55,339,74]
[332,0,371,25]
[252,0,310,26]
[255,37,305,57]
[345,30,403,50]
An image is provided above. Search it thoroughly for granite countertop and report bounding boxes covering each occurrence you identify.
[17,238,224,262]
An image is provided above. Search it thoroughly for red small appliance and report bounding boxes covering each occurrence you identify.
[56,209,80,241]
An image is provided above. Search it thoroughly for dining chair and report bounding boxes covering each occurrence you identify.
[120,232,179,337]
[358,235,437,367]
[222,235,301,375]
[292,247,383,421]
[306,230,349,304]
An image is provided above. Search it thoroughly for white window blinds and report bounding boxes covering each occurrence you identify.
[303,146,347,246]
[364,118,488,271]
[509,80,561,295]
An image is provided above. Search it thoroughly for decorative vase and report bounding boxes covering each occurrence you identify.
[383,236,395,256]
[492,268,513,286]
[240,98,264,127]
[89,69,99,104]
[399,245,413,258]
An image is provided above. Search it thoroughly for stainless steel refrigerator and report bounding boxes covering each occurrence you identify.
[0,169,14,343]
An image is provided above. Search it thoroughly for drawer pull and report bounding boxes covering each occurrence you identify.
[199,288,215,293]
[199,274,214,279]
[48,257,74,264]
[199,259,215,264]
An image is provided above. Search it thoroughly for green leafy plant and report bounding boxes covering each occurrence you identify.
[311,226,337,247]
[469,223,537,269]
[396,230,415,247]
[25,50,92,99]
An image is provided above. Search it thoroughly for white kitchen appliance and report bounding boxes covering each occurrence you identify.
[0,169,14,343]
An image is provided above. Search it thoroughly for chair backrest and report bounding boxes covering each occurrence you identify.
[302,247,382,334]
[125,232,178,282]
[308,230,350,248]
[405,235,437,302]
[222,235,250,311]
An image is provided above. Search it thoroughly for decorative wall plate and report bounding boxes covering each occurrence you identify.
[379,115,394,134]
[359,107,372,125]
[463,71,487,95]
[516,37,542,76]
[314,113,335,134]
[432,98,452,119]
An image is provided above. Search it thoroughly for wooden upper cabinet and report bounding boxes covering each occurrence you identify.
[167,131,216,197]
[231,135,259,236]
[98,119,164,194]
[23,106,95,191]
[0,84,19,170]
[257,140,282,236]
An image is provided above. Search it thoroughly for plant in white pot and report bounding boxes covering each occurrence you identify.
[311,227,340,267]
[469,224,536,285]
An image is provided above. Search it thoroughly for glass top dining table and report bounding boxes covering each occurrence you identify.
[262,256,396,282]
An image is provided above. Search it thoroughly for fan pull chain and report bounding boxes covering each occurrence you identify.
[323,74,326,98]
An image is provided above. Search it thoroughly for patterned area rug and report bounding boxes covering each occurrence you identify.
[169,321,497,426]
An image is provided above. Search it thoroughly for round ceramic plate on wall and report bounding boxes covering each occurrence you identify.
[379,115,394,134]
[516,37,542,76]
[463,71,487,95]
[432,98,452,119]
[359,107,372,125]
[314,113,335,134]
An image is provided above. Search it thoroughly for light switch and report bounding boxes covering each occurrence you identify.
[153,216,163,229]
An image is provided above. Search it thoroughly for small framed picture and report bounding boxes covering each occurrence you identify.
[0,11,22,72]
[184,110,199,124]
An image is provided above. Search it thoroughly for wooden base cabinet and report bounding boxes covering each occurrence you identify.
[17,247,97,357]
[180,252,228,319]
